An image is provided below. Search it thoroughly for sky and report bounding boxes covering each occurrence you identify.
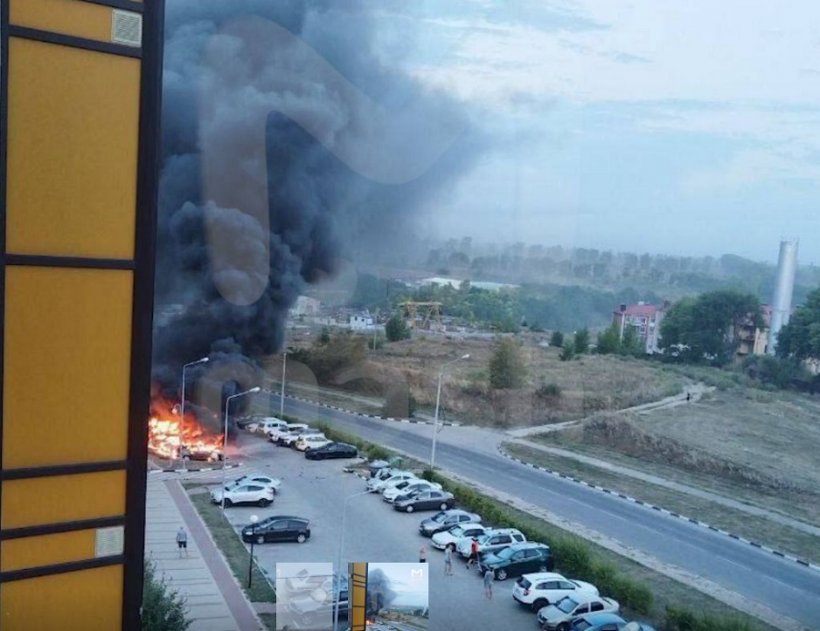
[364,1,820,263]
[368,563,429,609]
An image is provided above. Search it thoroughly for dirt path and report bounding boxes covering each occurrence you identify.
[505,439,820,538]
[507,382,714,437]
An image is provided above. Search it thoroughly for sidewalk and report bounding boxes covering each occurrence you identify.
[145,475,263,631]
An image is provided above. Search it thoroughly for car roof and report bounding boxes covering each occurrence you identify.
[509,541,548,550]
[522,572,565,582]
[260,515,307,522]
[583,612,625,623]
[484,527,522,535]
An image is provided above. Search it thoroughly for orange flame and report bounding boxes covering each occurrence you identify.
[147,394,224,460]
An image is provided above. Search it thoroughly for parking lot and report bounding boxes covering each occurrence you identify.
[200,430,537,630]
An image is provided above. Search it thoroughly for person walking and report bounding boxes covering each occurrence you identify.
[176,526,188,558]
[444,543,453,576]
[483,567,494,599]
[419,545,427,563]
[466,537,479,570]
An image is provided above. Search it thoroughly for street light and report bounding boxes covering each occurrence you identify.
[430,353,470,471]
[179,356,209,467]
[333,490,370,631]
[248,514,259,588]
[221,386,262,511]
[280,349,288,418]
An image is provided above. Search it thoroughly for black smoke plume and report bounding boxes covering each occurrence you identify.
[153,1,481,393]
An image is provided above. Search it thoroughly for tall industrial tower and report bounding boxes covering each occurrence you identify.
[767,239,799,355]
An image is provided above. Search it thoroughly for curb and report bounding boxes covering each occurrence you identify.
[285,394,461,427]
[496,445,820,574]
[150,463,244,474]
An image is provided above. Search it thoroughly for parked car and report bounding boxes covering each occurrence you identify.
[537,595,620,631]
[255,418,288,436]
[383,480,442,503]
[273,423,310,445]
[241,515,311,544]
[285,573,348,626]
[569,613,656,631]
[210,483,274,508]
[420,509,482,537]
[456,528,526,559]
[431,522,487,550]
[294,434,332,452]
[178,444,223,462]
[226,473,282,494]
[394,490,455,513]
[236,414,265,430]
[305,442,359,460]
[366,471,417,493]
[280,427,320,447]
[368,462,393,479]
[478,542,554,580]
[512,572,598,612]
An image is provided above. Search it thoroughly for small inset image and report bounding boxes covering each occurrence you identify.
[275,562,347,630]
[348,562,429,630]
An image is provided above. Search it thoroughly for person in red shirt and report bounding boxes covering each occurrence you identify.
[466,537,479,569]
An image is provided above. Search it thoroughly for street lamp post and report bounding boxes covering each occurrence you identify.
[248,514,259,588]
[221,387,262,511]
[279,350,288,418]
[430,354,470,472]
[179,357,209,467]
[333,490,369,631]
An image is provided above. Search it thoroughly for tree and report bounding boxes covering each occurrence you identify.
[574,328,590,354]
[620,325,644,356]
[550,331,564,347]
[142,561,190,631]
[776,286,820,359]
[596,324,620,354]
[559,340,576,361]
[489,338,528,389]
[660,290,762,365]
[384,314,411,342]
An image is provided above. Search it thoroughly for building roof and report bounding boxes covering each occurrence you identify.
[614,303,661,318]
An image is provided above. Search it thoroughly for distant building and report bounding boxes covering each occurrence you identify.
[415,277,518,292]
[350,312,375,330]
[735,304,772,358]
[612,302,670,354]
[291,295,321,316]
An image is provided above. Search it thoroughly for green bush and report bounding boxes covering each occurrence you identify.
[142,560,190,631]
[664,606,754,631]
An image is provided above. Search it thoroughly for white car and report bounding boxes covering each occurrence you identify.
[456,528,526,559]
[536,595,620,631]
[294,434,331,452]
[430,522,487,550]
[366,471,416,493]
[382,480,442,503]
[210,483,275,507]
[512,572,599,612]
[271,423,309,444]
[259,418,289,436]
[227,473,282,494]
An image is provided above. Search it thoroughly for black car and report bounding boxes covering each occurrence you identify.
[478,542,553,580]
[419,509,482,537]
[393,490,455,513]
[305,442,359,460]
[241,516,311,544]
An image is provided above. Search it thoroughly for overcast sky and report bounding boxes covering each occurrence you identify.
[368,1,820,264]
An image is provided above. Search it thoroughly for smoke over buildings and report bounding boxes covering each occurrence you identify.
[152,1,481,388]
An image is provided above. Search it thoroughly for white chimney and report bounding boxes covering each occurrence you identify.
[768,239,798,355]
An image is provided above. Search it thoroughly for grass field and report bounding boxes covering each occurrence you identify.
[283,330,686,427]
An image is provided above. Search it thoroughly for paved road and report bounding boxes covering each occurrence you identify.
[275,394,820,630]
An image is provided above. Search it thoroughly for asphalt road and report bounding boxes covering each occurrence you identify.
[275,394,820,630]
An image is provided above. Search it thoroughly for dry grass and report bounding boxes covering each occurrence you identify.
[295,332,684,427]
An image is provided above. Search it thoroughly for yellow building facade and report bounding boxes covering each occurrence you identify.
[0,0,163,628]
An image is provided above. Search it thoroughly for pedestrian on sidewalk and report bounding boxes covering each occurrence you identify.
[176,526,188,558]
[483,568,494,599]
[419,545,427,563]
[444,544,453,576]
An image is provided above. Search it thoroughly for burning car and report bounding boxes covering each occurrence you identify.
[147,395,224,463]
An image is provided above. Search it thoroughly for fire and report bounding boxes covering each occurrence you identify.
[148,394,224,461]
